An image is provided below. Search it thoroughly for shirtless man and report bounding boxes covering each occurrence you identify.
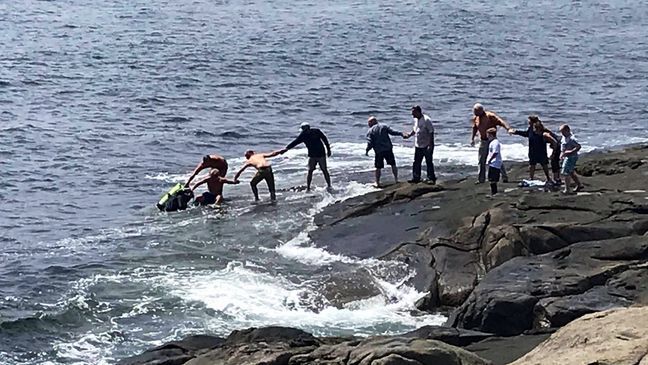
[190,168,239,205]
[470,103,510,184]
[233,149,282,201]
[185,154,228,186]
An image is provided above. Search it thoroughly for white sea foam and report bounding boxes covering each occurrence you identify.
[53,332,112,365]
[271,231,357,266]
[145,140,539,186]
[164,261,444,337]
[144,172,187,182]
[279,141,533,173]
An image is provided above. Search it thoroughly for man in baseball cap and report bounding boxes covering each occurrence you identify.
[280,122,332,191]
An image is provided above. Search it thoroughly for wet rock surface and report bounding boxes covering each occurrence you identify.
[120,326,492,365]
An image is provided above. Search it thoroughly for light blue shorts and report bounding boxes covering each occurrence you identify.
[561,156,578,175]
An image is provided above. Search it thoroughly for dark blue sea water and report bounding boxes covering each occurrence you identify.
[1,0,647,363]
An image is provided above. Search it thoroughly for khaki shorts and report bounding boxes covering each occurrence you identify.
[308,157,327,170]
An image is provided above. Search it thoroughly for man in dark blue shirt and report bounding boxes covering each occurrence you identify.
[366,116,407,187]
[281,122,332,191]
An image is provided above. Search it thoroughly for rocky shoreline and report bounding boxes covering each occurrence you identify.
[120,144,648,365]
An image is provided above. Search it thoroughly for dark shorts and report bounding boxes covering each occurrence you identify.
[488,166,501,183]
[308,156,327,170]
[375,150,396,169]
[199,192,217,205]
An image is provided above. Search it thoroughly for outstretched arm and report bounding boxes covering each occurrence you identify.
[386,126,403,137]
[284,134,303,152]
[185,162,205,186]
[233,164,249,181]
[512,128,529,138]
[190,175,211,191]
[263,150,283,158]
[492,113,511,130]
[218,176,240,185]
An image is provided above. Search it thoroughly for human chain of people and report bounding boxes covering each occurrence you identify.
[157,103,584,211]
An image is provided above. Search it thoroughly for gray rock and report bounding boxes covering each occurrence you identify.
[401,326,492,347]
[224,326,319,347]
[290,337,491,365]
[448,236,648,335]
[117,335,225,365]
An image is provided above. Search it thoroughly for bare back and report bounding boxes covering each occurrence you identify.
[247,154,271,169]
[473,112,505,140]
[204,155,228,176]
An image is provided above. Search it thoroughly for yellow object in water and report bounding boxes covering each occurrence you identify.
[157,183,185,210]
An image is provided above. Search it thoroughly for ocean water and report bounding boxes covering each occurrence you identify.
[1,0,647,363]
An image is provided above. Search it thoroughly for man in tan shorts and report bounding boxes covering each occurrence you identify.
[233,149,283,201]
[281,122,332,192]
[470,103,511,184]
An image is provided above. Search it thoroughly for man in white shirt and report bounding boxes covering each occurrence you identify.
[405,105,436,184]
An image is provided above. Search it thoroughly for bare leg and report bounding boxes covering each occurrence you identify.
[375,168,381,187]
[529,164,536,180]
[563,174,572,193]
[572,172,582,189]
[215,195,223,205]
[541,163,552,182]
[391,164,398,183]
[500,163,509,182]
[321,166,332,188]
[306,168,315,191]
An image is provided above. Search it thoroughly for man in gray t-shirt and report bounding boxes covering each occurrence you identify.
[366,116,407,187]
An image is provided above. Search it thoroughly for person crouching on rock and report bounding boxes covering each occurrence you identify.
[233,149,283,201]
[559,124,584,194]
[190,168,239,205]
[365,116,408,187]
[185,154,228,187]
[486,128,502,195]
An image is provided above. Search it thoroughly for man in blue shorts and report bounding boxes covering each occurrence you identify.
[559,124,584,194]
[366,116,407,187]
